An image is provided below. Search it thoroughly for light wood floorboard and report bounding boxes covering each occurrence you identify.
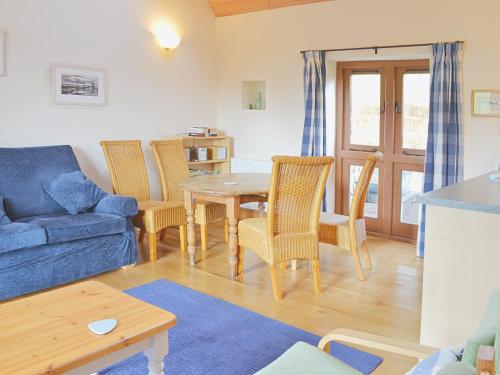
[90,222,423,374]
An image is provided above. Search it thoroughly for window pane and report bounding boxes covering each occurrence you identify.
[349,165,379,218]
[400,170,424,224]
[402,73,430,150]
[350,74,380,146]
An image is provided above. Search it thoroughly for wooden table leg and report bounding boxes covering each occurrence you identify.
[144,331,169,375]
[184,191,197,266]
[226,197,240,279]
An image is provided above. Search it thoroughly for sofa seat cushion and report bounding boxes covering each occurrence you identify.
[0,196,11,225]
[18,213,127,244]
[0,222,47,253]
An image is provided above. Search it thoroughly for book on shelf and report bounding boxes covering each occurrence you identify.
[185,127,225,137]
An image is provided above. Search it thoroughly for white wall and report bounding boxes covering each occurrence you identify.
[216,0,500,179]
[0,0,217,198]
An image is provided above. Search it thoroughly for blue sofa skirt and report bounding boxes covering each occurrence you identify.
[0,221,137,300]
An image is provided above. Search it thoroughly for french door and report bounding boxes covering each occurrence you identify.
[335,60,430,241]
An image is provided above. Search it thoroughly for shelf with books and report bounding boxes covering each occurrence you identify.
[167,135,233,174]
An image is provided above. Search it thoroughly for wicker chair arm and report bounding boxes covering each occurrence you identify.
[318,328,438,360]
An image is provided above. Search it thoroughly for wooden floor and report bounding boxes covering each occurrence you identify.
[90,221,423,374]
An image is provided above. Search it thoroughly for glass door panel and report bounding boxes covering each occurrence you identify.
[402,73,430,150]
[392,164,424,240]
[341,158,383,233]
[349,73,381,147]
[349,165,379,218]
[400,170,424,225]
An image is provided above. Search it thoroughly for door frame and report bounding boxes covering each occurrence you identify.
[335,59,429,242]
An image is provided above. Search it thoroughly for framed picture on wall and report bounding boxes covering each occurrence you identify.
[472,90,500,117]
[0,31,6,76]
[52,65,106,105]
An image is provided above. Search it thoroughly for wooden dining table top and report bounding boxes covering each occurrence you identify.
[178,173,271,197]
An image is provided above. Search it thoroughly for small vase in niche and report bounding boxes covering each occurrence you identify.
[255,92,262,110]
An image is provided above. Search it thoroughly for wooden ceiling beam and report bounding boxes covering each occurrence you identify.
[207,0,332,17]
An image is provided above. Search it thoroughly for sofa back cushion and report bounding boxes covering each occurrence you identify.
[0,146,81,220]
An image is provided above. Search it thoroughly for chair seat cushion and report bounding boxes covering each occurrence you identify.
[319,212,349,226]
[436,362,476,375]
[0,222,47,253]
[18,213,126,244]
[254,341,362,375]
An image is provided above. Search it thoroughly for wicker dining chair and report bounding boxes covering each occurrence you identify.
[100,140,187,262]
[318,151,382,281]
[238,155,334,300]
[149,139,228,252]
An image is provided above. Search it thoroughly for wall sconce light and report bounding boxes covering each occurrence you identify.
[154,23,181,49]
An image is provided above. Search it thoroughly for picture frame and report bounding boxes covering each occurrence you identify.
[0,31,6,77]
[472,90,500,117]
[52,65,106,106]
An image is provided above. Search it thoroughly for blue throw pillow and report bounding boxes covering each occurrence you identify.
[44,171,107,215]
[0,196,11,225]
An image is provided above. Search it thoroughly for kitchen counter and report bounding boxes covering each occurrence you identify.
[417,173,500,214]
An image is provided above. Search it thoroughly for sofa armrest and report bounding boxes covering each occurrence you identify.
[93,195,138,217]
[318,328,438,360]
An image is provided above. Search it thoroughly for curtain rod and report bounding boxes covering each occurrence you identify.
[300,41,464,54]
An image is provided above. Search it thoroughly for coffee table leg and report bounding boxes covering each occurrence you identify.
[184,191,197,266]
[226,197,241,279]
[145,331,169,375]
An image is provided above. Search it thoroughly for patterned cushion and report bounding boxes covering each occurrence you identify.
[18,213,126,244]
[44,171,106,215]
[405,345,463,375]
[0,196,11,225]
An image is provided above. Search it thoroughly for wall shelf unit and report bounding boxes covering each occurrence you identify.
[242,80,266,110]
[176,136,233,174]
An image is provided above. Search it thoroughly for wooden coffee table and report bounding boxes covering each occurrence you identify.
[0,281,176,375]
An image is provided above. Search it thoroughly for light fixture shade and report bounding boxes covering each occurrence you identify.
[154,23,181,49]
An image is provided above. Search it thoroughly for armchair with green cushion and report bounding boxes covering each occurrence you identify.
[255,290,500,375]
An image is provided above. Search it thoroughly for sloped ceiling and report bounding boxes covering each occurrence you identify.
[207,0,332,17]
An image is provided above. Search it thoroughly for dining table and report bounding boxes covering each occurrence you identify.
[178,173,270,279]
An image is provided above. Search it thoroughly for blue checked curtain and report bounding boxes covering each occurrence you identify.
[417,43,464,257]
[301,50,326,157]
[301,50,327,210]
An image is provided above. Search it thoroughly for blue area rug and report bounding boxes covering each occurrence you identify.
[102,279,382,375]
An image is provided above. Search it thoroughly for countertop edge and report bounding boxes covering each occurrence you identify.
[415,195,500,215]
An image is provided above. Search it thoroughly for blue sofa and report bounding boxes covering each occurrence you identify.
[0,145,138,300]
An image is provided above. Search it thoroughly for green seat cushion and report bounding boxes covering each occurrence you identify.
[254,341,362,375]
[436,362,476,375]
[495,324,500,375]
[462,290,500,366]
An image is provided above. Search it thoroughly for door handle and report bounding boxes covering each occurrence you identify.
[394,101,401,113]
